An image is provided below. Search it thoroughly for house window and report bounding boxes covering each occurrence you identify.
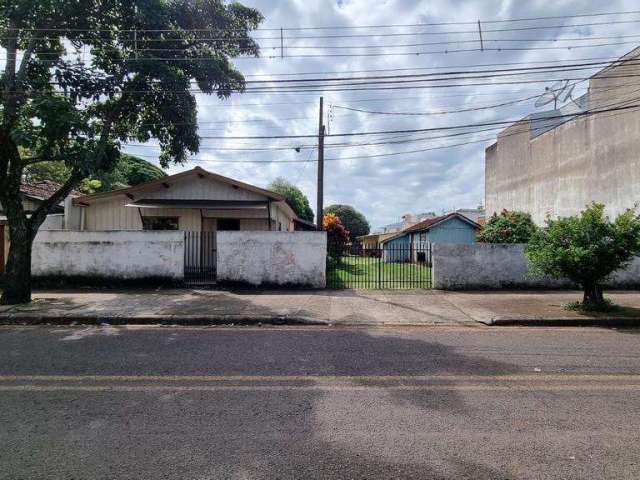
[142,216,179,231]
[217,218,240,231]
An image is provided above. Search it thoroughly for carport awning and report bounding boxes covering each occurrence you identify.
[125,199,269,209]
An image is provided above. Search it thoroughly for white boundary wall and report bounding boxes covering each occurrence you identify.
[217,231,326,288]
[32,231,184,279]
[433,243,640,290]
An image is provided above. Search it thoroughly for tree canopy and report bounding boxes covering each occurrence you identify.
[268,177,314,222]
[324,204,370,240]
[24,154,166,193]
[526,203,640,307]
[478,210,537,244]
[0,0,263,304]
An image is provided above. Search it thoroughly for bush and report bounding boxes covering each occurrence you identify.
[526,203,640,308]
[478,210,537,243]
[324,204,370,240]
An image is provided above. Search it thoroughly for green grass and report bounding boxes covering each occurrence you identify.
[327,255,432,289]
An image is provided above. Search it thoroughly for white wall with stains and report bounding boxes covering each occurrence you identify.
[216,231,327,288]
[32,231,184,279]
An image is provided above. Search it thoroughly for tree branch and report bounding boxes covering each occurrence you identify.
[27,115,116,232]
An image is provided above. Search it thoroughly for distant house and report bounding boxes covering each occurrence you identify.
[356,232,396,254]
[381,213,480,263]
[380,212,437,234]
[1,181,78,274]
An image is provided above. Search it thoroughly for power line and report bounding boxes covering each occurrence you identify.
[11,15,640,38]
[125,102,640,164]
[167,102,640,140]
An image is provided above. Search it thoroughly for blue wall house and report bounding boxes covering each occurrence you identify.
[381,213,480,263]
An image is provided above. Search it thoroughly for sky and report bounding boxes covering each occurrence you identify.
[119,0,640,230]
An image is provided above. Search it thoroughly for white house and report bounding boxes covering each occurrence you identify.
[68,166,299,233]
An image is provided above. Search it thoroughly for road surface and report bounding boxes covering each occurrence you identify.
[1,325,640,479]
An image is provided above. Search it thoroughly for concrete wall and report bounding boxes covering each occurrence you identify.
[433,243,640,290]
[32,231,184,279]
[216,231,327,288]
[485,47,640,224]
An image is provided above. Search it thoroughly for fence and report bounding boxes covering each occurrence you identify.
[327,241,432,289]
[217,231,327,287]
[432,243,640,289]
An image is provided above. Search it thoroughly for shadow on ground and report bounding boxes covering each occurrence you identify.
[1,327,524,479]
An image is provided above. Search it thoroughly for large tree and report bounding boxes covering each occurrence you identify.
[526,203,640,307]
[24,154,167,192]
[324,204,370,240]
[0,0,262,304]
[268,177,314,223]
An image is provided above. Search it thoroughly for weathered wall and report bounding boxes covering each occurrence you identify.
[216,231,326,287]
[485,48,640,224]
[433,243,640,290]
[32,231,184,279]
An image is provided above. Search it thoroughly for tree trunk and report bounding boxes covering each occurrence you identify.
[0,220,34,305]
[583,283,604,304]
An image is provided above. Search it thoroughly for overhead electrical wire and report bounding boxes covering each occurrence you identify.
[126,101,640,164]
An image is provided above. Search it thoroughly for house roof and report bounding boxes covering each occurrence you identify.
[73,166,299,220]
[74,167,286,203]
[20,181,80,201]
[380,213,480,244]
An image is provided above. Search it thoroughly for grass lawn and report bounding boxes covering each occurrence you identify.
[327,255,432,289]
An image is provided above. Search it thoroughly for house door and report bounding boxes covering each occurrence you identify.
[0,225,4,274]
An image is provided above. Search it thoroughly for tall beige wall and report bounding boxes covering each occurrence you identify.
[486,48,640,224]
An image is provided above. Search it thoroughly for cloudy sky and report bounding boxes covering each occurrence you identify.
[123,0,640,230]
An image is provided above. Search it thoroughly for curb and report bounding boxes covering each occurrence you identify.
[482,317,640,327]
[0,314,329,327]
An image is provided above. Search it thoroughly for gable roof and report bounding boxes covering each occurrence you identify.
[73,166,286,204]
[381,213,480,244]
[404,212,480,233]
[21,181,80,201]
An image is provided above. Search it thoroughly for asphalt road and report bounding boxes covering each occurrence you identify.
[1,325,640,479]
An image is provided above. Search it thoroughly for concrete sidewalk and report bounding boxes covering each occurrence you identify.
[1,289,640,327]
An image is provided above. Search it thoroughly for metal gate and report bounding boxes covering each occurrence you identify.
[326,241,432,289]
[184,231,217,284]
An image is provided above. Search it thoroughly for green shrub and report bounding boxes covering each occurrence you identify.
[526,203,640,308]
[478,210,537,243]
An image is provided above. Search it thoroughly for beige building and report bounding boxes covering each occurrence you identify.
[485,47,640,224]
[69,167,298,233]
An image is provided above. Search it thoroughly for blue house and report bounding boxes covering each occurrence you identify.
[381,213,480,263]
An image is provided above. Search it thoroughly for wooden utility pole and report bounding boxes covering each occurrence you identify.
[316,96,325,230]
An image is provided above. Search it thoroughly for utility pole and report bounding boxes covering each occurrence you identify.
[316,96,325,231]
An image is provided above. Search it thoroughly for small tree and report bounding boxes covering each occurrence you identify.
[526,203,640,307]
[268,177,314,222]
[324,204,370,240]
[478,210,537,243]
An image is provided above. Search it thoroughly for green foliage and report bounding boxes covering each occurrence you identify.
[24,154,166,193]
[526,203,640,304]
[324,204,371,240]
[478,210,537,243]
[268,177,314,222]
[2,0,262,185]
[1,1,262,303]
